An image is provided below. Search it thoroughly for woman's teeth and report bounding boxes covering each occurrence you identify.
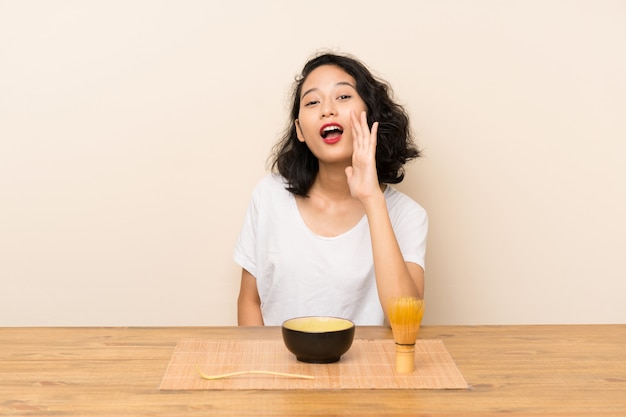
[321,126,343,138]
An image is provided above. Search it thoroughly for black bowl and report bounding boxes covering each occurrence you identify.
[281,316,355,363]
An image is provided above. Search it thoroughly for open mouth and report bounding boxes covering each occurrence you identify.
[320,123,344,140]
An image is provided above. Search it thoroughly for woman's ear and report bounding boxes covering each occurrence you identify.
[295,120,305,143]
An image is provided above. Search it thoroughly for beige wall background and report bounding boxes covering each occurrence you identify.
[1,0,624,326]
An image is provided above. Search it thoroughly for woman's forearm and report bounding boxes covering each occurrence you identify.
[363,194,424,317]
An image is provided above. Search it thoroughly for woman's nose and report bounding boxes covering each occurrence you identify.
[321,102,336,118]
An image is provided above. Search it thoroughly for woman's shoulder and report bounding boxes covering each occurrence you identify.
[384,185,427,214]
[251,173,291,200]
[254,173,288,191]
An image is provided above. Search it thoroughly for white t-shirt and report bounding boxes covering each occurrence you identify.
[233,174,428,326]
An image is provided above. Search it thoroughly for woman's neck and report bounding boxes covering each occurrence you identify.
[311,165,352,201]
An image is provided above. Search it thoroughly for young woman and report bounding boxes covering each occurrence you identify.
[234,52,427,326]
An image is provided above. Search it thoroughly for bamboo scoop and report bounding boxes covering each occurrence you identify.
[196,367,314,380]
[389,297,425,373]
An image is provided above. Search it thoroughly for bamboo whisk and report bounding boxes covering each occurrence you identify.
[389,297,425,373]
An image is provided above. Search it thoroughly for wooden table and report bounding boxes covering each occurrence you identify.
[1,325,625,416]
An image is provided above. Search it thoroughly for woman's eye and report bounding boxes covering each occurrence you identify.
[304,100,319,107]
[338,94,351,100]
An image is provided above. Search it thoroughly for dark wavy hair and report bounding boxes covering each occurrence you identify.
[270,52,420,197]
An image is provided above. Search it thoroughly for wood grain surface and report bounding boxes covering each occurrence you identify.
[1,325,625,416]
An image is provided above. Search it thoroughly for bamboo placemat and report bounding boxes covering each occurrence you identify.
[159,338,468,390]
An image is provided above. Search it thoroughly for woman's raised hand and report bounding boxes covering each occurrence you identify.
[345,110,381,202]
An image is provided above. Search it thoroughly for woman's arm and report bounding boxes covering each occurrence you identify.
[237,268,264,326]
[364,194,424,310]
[346,111,423,318]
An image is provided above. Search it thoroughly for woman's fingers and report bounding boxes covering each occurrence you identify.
[369,120,379,155]
[351,110,378,157]
[347,110,381,200]
[351,110,363,149]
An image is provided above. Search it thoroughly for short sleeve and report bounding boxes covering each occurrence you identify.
[233,184,260,277]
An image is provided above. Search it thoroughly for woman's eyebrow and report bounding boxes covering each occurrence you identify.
[301,81,357,100]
